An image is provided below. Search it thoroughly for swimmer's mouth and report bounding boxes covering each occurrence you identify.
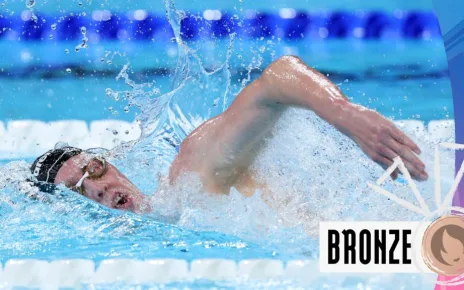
[113,192,132,210]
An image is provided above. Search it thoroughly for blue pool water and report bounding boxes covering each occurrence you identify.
[0,40,453,122]
[0,0,457,289]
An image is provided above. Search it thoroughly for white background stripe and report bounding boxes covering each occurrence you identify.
[0,119,455,159]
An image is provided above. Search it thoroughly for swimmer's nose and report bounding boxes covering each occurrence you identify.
[82,181,111,204]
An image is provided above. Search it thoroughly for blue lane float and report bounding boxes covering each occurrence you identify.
[282,12,311,40]
[22,14,48,40]
[57,15,87,41]
[95,13,131,40]
[364,12,402,39]
[242,12,278,38]
[326,12,364,38]
[180,14,204,40]
[0,10,442,41]
[403,11,441,39]
[130,14,166,41]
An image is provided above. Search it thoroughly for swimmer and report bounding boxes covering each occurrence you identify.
[30,56,428,213]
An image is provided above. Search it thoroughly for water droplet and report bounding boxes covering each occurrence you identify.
[31,13,38,23]
[113,92,119,101]
[66,68,71,73]
[78,1,83,7]
[105,88,113,97]
[112,130,118,135]
[124,106,129,113]
[49,34,53,40]
[80,26,86,35]
[55,141,70,149]
[125,130,129,135]
[75,47,80,52]
[26,0,35,9]
[64,48,69,54]
[100,58,105,62]
[108,106,113,111]
[51,23,57,30]
[112,111,119,116]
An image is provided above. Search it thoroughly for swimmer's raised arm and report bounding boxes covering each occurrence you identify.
[172,55,427,193]
[224,55,427,181]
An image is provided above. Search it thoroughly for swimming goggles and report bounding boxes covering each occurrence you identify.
[72,155,108,195]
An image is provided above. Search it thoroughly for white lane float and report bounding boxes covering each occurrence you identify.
[0,119,455,159]
[2,259,49,288]
[48,259,95,288]
[190,259,237,281]
[238,259,284,280]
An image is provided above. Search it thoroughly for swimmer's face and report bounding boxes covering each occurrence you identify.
[54,153,151,213]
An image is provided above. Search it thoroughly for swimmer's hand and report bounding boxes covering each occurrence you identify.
[337,104,428,181]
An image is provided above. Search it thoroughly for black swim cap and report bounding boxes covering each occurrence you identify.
[30,146,83,184]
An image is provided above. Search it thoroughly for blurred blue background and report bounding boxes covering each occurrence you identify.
[0,0,454,157]
[1,0,436,12]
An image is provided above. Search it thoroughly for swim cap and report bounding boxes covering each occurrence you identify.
[30,146,83,184]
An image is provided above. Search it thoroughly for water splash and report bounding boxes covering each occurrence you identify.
[24,0,39,24]
[106,0,235,191]
[75,26,88,52]
[26,0,35,8]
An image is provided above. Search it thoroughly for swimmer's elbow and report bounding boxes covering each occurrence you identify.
[258,55,305,105]
[261,55,303,83]
[270,55,303,68]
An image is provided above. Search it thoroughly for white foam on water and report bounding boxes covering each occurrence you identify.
[428,119,455,142]
[0,122,5,139]
[146,171,311,255]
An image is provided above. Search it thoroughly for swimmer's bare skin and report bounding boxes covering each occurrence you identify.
[169,55,428,194]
